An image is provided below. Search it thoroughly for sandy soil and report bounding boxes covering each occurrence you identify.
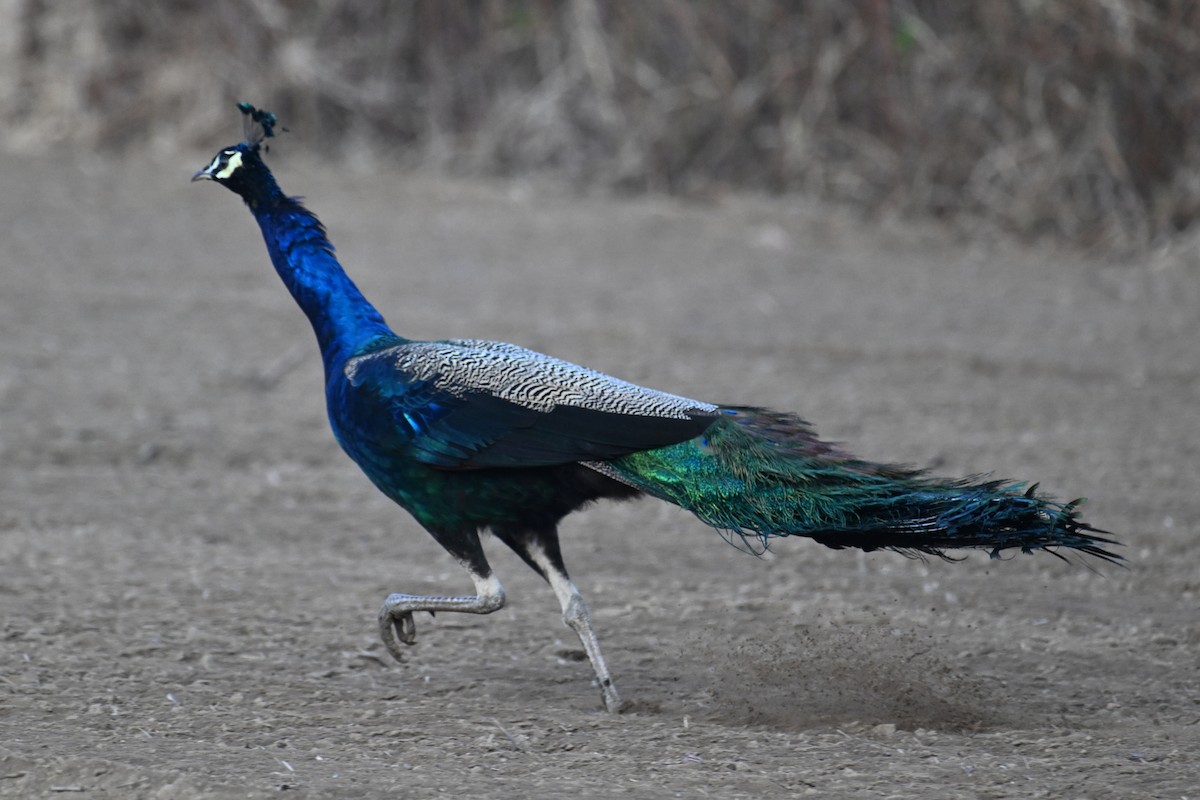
[1,150,1196,798]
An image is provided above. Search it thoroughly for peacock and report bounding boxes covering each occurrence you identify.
[193,104,1119,712]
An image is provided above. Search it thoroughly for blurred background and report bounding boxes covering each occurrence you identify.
[3,0,1198,249]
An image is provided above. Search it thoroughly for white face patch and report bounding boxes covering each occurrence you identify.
[214,150,243,180]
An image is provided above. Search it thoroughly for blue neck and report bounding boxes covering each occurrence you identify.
[251,194,397,372]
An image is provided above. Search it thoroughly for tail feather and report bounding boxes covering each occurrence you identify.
[603,407,1121,563]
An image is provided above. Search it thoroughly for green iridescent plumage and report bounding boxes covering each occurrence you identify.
[601,408,1116,561]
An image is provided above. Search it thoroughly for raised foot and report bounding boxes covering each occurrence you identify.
[376,579,507,665]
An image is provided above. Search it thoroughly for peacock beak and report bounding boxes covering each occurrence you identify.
[191,168,214,182]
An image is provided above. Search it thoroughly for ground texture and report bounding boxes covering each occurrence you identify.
[1,152,1196,798]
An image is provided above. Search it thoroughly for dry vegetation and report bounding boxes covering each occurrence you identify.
[4,0,1199,246]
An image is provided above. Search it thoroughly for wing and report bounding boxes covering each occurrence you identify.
[343,339,720,469]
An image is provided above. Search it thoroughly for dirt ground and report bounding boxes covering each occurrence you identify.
[1,149,1197,799]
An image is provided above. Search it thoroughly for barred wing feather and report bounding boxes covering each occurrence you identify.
[343,339,719,469]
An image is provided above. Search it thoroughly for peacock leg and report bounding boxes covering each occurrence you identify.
[378,565,506,662]
[523,542,622,713]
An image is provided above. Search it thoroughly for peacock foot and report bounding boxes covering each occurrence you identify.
[375,582,506,665]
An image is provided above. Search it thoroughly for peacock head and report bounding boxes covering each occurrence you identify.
[191,103,279,198]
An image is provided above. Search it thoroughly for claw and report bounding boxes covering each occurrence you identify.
[378,604,416,663]
[398,610,417,644]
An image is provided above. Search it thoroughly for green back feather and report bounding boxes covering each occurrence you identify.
[604,408,1118,561]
